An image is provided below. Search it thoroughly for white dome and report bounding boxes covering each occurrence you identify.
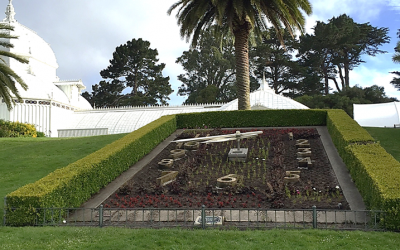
[220,81,309,110]
[0,1,92,110]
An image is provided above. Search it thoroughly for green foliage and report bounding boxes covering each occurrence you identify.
[176,26,239,104]
[295,85,397,117]
[82,38,173,107]
[0,119,38,137]
[326,109,400,229]
[168,0,312,110]
[326,109,374,156]
[298,14,389,92]
[344,144,400,230]
[176,110,327,129]
[251,28,306,95]
[0,23,29,110]
[5,115,177,226]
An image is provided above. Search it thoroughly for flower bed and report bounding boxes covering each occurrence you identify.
[103,128,349,210]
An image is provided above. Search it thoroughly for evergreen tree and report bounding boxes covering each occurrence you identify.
[83,38,173,107]
[298,14,389,93]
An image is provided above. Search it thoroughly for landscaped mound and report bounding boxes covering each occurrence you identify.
[104,128,348,210]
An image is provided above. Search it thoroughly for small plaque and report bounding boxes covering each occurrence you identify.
[228,148,248,162]
[194,216,224,225]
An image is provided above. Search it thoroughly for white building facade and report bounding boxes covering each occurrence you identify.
[0,1,308,137]
[0,1,92,137]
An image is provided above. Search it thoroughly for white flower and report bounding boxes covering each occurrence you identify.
[336,186,340,189]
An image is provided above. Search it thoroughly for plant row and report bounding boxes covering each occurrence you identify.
[326,109,400,230]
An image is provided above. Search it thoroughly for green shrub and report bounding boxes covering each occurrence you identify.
[177,109,327,129]
[0,120,38,137]
[5,115,177,226]
[344,143,400,230]
[326,109,374,156]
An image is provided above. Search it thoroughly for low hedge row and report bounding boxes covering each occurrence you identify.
[344,144,400,230]
[5,115,177,226]
[326,109,400,230]
[177,109,327,128]
[326,109,375,156]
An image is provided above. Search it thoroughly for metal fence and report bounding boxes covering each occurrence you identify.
[4,205,385,230]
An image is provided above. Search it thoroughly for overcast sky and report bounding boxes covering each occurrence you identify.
[7,0,400,105]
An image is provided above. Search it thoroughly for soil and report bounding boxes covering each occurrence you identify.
[103,128,349,210]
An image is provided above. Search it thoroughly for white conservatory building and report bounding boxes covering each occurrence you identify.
[0,1,308,137]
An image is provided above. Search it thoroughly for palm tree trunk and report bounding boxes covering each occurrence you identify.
[234,25,251,110]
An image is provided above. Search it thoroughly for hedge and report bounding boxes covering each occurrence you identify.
[343,143,400,230]
[5,115,176,226]
[326,109,375,156]
[177,109,327,129]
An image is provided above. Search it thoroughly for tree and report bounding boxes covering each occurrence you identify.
[390,29,400,90]
[295,85,397,117]
[298,14,390,93]
[83,38,173,107]
[0,23,28,110]
[176,26,237,104]
[168,0,312,110]
[251,28,304,95]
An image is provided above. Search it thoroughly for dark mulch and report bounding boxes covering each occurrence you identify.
[103,128,349,210]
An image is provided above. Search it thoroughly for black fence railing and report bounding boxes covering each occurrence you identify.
[4,205,385,231]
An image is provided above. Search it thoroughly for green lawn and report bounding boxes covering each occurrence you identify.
[0,227,399,250]
[363,127,400,161]
[0,134,126,220]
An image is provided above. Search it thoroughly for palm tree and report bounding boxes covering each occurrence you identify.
[0,23,28,110]
[168,0,312,110]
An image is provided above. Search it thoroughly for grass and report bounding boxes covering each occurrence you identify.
[363,127,400,161]
[0,227,399,249]
[0,134,126,220]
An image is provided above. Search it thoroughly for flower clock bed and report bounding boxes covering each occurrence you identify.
[103,128,349,210]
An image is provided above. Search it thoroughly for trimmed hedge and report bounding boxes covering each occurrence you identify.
[5,115,177,226]
[343,144,400,230]
[326,109,400,229]
[326,109,375,156]
[177,109,327,129]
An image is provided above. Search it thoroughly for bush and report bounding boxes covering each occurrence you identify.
[344,143,400,230]
[177,109,327,129]
[0,120,38,137]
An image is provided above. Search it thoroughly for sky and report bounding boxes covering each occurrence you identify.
[6,0,400,105]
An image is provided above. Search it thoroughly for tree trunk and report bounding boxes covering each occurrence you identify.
[322,68,329,95]
[233,23,251,110]
[344,63,350,89]
[337,65,345,91]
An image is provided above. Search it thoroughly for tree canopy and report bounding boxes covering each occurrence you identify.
[83,38,173,107]
[298,14,389,93]
[168,0,312,110]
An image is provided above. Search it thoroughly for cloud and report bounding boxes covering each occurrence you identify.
[310,0,383,22]
[349,65,400,99]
